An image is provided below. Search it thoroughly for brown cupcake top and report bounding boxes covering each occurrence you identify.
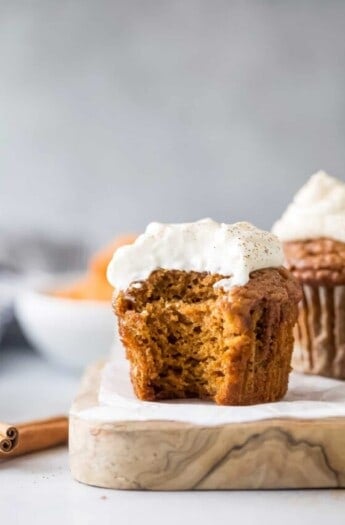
[283,238,345,285]
[229,266,302,313]
[116,266,302,320]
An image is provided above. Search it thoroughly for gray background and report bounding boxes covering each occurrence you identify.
[1,0,344,252]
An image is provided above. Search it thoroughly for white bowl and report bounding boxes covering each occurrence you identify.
[15,285,116,370]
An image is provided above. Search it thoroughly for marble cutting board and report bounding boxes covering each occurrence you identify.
[69,362,345,490]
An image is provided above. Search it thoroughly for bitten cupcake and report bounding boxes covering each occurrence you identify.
[273,171,345,379]
[107,219,301,405]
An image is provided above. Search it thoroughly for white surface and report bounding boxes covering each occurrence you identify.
[15,288,115,370]
[1,346,345,525]
[87,358,345,424]
[107,219,283,292]
[0,346,79,422]
[272,171,345,242]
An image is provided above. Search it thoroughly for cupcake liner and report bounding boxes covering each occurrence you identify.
[293,284,345,379]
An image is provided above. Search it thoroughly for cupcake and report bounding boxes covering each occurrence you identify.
[107,219,301,405]
[273,171,345,379]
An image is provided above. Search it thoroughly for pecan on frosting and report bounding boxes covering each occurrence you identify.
[283,238,345,285]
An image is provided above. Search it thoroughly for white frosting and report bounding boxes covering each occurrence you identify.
[272,171,345,242]
[107,219,283,292]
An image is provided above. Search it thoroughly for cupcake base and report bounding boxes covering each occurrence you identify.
[293,284,345,379]
[115,267,301,405]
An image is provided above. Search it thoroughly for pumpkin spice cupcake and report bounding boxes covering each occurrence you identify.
[107,219,301,405]
[273,171,345,379]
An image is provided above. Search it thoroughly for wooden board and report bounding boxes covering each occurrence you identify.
[69,362,345,490]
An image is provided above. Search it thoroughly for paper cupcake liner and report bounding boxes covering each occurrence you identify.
[293,284,345,379]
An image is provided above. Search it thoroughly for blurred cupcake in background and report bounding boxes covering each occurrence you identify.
[273,171,345,379]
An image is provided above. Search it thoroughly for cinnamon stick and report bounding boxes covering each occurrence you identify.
[0,423,19,452]
[0,416,68,458]
[0,437,13,453]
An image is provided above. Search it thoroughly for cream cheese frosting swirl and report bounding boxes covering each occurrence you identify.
[272,171,345,243]
[107,218,283,292]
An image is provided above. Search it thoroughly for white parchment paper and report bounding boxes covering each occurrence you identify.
[75,354,345,425]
